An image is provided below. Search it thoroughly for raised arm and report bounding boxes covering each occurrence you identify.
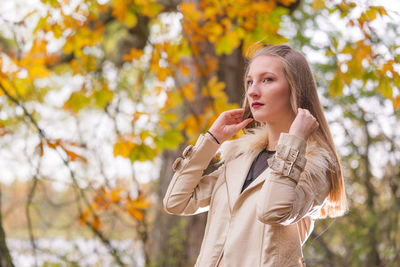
[163,109,253,216]
[256,133,331,225]
[163,133,222,215]
[256,108,330,225]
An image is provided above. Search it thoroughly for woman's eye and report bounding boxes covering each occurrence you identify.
[247,80,253,86]
[262,78,272,83]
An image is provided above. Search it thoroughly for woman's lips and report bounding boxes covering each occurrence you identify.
[252,102,264,108]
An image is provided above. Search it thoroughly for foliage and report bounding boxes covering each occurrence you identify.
[0,0,399,266]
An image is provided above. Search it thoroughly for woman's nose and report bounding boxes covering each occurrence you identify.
[247,84,260,99]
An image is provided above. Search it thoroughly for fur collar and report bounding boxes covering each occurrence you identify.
[219,125,334,180]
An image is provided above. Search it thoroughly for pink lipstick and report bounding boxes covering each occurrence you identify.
[252,102,264,108]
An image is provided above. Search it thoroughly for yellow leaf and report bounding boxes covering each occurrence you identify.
[202,76,226,99]
[140,2,163,18]
[183,115,198,138]
[216,30,240,55]
[28,64,50,78]
[124,12,137,27]
[114,136,135,158]
[181,82,196,101]
[180,3,202,21]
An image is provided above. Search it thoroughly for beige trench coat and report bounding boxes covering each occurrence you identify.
[163,129,331,267]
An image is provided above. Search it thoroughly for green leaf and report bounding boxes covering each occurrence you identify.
[329,73,343,97]
[378,76,392,98]
[63,91,90,113]
[94,87,114,108]
[155,130,184,150]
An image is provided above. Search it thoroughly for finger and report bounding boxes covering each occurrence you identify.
[227,108,245,115]
[226,110,244,119]
[236,118,253,130]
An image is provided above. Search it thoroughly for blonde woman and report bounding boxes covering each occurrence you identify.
[163,45,346,267]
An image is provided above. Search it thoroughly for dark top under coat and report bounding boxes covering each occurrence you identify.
[241,148,276,193]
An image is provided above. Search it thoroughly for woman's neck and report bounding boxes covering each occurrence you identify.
[266,113,296,151]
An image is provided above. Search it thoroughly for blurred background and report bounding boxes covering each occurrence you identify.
[0,0,399,266]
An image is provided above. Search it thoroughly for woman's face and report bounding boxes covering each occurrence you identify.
[246,55,294,123]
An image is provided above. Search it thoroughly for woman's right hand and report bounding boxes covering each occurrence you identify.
[208,109,253,144]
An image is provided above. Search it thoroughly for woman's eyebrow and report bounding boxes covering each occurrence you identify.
[246,71,277,78]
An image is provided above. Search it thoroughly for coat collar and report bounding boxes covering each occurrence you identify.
[219,125,333,211]
[220,126,270,211]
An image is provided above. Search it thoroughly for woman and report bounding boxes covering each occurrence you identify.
[163,45,346,267]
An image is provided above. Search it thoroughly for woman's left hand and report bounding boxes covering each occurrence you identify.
[288,108,319,140]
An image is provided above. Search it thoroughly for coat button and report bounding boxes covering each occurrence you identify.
[172,157,183,172]
[182,145,194,158]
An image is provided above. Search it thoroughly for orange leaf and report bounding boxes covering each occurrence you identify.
[91,216,101,230]
[180,3,202,21]
[180,64,191,76]
[128,207,144,220]
[110,189,123,203]
[112,0,128,22]
[65,149,88,163]
[393,95,400,110]
[123,48,144,62]
[80,209,90,226]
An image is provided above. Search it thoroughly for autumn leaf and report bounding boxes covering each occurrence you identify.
[181,82,196,101]
[112,0,128,23]
[126,194,149,221]
[312,0,326,11]
[63,90,91,113]
[393,95,400,110]
[378,76,392,98]
[110,189,123,203]
[91,216,101,231]
[64,148,88,163]
[79,209,90,226]
[180,3,202,22]
[114,136,135,158]
[329,73,343,97]
[123,48,144,62]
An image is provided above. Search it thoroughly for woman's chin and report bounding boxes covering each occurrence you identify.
[252,114,269,123]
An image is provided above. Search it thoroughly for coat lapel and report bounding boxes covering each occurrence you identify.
[240,167,269,194]
[224,152,256,211]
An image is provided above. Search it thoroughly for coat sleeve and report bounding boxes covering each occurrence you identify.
[163,133,222,216]
[256,133,331,226]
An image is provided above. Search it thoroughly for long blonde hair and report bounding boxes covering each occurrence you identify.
[242,44,346,218]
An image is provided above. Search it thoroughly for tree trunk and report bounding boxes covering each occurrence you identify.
[0,187,15,267]
[148,44,246,266]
